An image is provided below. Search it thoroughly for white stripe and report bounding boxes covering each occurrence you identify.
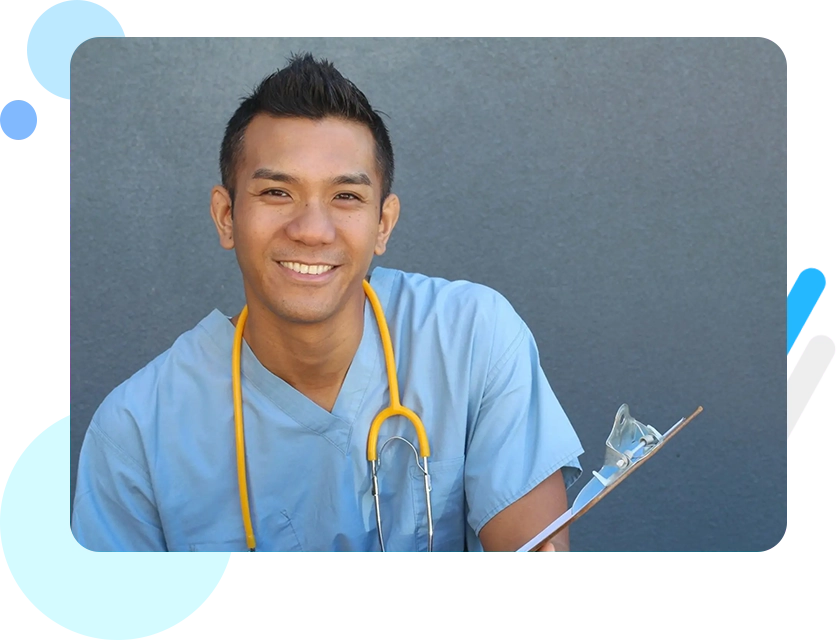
[0,151,64,169]
[791,71,831,89]
[791,87,831,104]
[785,40,831,58]
[791,127,831,136]
[791,176,831,185]
[0,191,64,201]
[791,143,831,153]
[0,47,23,65]
[791,238,831,256]
[0,199,64,218]
[791,191,831,209]
[791,224,831,244]
[0,136,64,154]
[0,240,64,258]
[0,256,64,272]
[0,0,49,16]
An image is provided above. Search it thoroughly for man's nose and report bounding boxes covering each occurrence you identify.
[285,200,337,245]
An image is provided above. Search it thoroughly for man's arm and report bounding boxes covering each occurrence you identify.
[463,291,583,552]
[479,469,569,551]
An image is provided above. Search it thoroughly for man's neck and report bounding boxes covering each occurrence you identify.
[233,294,366,413]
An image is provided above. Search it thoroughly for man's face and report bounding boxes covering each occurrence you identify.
[211,115,398,325]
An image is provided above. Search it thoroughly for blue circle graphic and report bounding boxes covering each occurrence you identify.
[27,1,124,99]
[1,101,38,140]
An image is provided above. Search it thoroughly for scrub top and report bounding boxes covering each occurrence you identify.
[72,267,584,551]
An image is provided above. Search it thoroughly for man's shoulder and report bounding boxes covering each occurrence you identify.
[381,267,526,344]
[91,309,229,428]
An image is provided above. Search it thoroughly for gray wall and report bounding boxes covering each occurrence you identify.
[71,38,786,551]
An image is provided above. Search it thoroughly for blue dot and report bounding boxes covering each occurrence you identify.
[0,101,37,140]
[27,1,124,99]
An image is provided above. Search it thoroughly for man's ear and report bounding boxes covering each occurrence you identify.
[375,193,400,256]
[210,185,235,250]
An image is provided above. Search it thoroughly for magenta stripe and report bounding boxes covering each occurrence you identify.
[791,151,831,160]
[0,287,64,296]
[0,167,64,176]
[0,351,64,360]
[0,327,64,338]
[791,136,831,144]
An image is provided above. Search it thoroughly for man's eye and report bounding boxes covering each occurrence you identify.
[335,193,360,201]
[263,189,289,197]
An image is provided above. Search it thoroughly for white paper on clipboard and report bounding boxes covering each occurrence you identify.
[517,404,703,552]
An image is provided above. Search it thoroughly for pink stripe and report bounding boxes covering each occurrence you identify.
[0,296,64,304]
[776,31,831,41]
[0,167,64,176]
[0,360,64,369]
[0,216,64,224]
[0,336,64,352]
[0,287,64,297]
[791,151,831,160]
[791,120,831,129]
[0,320,64,330]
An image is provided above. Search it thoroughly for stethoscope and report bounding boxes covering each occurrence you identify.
[232,279,433,552]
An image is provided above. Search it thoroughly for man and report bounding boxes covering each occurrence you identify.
[71,53,583,552]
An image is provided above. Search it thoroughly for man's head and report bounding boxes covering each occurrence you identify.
[210,54,400,327]
[219,53,394,209]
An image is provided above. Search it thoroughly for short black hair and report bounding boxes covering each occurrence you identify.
[219,53,394,205]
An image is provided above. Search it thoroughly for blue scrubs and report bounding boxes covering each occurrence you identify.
[72,267,583,551]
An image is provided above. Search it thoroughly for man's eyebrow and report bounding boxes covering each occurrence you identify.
[250,169,299,183]
[331,172,372,187]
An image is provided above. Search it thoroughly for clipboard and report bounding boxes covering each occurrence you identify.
[516,404,704,552]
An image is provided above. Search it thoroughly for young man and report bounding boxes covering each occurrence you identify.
[71,54,583,552]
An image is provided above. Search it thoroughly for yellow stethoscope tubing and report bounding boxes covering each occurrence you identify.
[232,304,257,551]
[362,279,430,461]
[231,279,431,552]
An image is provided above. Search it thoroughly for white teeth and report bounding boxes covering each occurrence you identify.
[280,262,334,275]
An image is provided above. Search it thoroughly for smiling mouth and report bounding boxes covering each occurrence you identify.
[278,261,336,275]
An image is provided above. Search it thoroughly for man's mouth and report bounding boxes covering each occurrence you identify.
[278,261,336,275]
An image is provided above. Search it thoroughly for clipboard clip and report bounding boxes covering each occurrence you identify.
[591,404,666,488]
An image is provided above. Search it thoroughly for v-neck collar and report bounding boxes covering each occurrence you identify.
[203,267,397,454]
